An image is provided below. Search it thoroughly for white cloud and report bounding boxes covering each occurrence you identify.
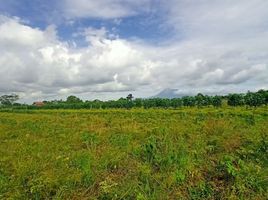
[62,0,152,19]
[0,15,154,102]
[146,0,268,91]
[166,0,268,40]
[1,0,268,102]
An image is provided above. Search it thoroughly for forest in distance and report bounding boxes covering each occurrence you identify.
[0,89,268,110]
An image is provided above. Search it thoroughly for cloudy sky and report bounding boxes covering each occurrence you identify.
[0,0,267,102]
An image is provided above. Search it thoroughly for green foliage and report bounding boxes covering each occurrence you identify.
[2,90,268,110]
[211,95,222,107]
[72,152,94,187]
[244,91,265,107]
[218,155,238,181]
[0,107,267,199]
[0,94,19,105]
[188,182,213,199]
[139,133,189,171]
[174,169,186,184]
[66,95,83,103]
[81,131,100,149]
[227,93,245,106]
[109,133,132,148]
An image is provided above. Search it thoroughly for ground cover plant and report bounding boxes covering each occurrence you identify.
[0,107,267,199]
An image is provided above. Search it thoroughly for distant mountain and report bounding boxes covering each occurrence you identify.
[152,88,231,99]
[152,88,190,99]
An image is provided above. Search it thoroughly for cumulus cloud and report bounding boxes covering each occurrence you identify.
[0,15,155,101]
[0,0,268,102]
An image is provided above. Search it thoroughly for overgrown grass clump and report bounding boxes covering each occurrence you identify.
[0,107,267,199]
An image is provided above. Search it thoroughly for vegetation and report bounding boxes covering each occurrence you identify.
[0,107,267,199]
[1,90,268,110]
[0,94,19,106]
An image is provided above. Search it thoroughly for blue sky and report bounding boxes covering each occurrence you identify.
[0,0,267,102]
[0,0,171,43]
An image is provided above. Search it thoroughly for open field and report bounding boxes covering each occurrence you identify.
[0,107,267,199]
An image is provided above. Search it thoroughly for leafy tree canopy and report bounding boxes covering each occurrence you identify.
[0,94,19,105]
[66,95,83,103]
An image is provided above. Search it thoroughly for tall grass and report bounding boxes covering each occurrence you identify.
[0,107,267,199]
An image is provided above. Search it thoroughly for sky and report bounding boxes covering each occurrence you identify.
[0,0,267,102]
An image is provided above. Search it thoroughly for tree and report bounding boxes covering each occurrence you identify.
[126,94,134,101]
[244,91,265,107]
[171,98,182,108]
[227,94,244,106]
[182,96,196,107]
[257,89,268,104]
[0,94,19,106]
[195,93,205,107]
[134,98,143,108]
[211,96,222,107]
[66,95,83,103]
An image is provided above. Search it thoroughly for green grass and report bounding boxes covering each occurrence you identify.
[0,107,267,199]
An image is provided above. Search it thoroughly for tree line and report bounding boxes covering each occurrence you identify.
[0,90,268,109]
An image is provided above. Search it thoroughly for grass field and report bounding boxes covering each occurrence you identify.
[0,107,267,199]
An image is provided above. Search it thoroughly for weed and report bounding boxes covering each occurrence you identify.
[0,107,267,199]
[81,131,100,149]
